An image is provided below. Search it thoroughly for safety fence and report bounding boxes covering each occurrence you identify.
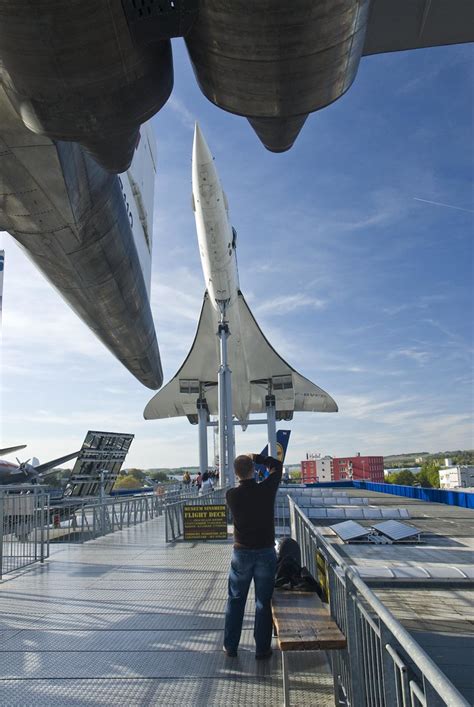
[353,480,474,510]
[0,487,175,578]
[164,487,229,542]
[289,497,469,707]
[48,492,165,545]
[0,487,50,578]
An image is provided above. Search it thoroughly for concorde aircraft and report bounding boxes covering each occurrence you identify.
[0,1,471,167]
[144,125,338,426]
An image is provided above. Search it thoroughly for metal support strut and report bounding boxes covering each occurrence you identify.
[266,393,277,459]
[197,397,209,476]
[217,306,234,488]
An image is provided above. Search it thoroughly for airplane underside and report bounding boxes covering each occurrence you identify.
[0,86,163,390]
[0,1,471,167]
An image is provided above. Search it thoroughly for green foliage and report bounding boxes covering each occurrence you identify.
[290,470,302,481]
[448,450,474,465]
[113,475,141,490]
[385,470,416,486]
[417,460,441,488]
[126,468,147,482]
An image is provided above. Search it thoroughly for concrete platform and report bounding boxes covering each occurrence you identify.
[0,516,334,706]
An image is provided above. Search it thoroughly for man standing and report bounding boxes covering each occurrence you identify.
[224,452,282,658]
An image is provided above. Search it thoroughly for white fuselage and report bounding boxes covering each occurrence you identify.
[192,124,250,422]
[192,125,239,309]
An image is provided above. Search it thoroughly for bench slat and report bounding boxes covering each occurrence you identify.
[272,589,347,651]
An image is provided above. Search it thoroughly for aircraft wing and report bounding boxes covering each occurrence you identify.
[144,291,337,422]
[35,451,81,475]
[363,0,474,55]
[143,293,219,420]
[237,294,338,415]
[0,445,26,456]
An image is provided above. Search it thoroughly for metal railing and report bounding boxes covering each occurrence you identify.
[48,493,165,544]
[0,487,170,577]
[288,497,469,707]
[0,487,50,578]
[165,487,229,542]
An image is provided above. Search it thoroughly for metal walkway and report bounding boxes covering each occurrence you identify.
[0,515,334,706]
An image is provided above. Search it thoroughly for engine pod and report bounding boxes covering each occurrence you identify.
[0,1,174,173]
[185,0,371,151]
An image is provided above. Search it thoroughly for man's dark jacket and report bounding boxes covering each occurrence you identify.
[226,456,282,549]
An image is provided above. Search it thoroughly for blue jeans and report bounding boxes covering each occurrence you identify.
[224,547,277,654]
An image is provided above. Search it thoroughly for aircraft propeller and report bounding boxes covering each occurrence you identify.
[15,457,34,477]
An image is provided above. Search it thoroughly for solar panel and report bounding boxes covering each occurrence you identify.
[308,508,327,518]
[64,431,134,497]
[330,520,372,542]
[363,508,383,519]
[371,520,421,542]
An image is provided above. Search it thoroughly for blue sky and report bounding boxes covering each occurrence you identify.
[1,41,473,468]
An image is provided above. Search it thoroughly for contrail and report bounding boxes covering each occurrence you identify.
[413,197,474,214]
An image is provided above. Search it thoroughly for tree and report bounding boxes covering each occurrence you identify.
[126,468,147,482]
[417,460,441,488]
[385,470,416,486]
[113,475,141,490]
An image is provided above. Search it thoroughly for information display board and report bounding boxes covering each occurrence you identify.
[183,504,228,541]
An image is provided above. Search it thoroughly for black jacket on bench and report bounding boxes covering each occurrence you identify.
[226,457,282,550]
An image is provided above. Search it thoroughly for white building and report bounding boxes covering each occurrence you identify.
[439,465,474,490]
[316,457,333,482]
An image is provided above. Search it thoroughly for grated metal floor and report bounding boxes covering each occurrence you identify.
[0,516,335,706]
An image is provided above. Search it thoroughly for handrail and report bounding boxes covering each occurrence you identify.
[346,565,468,707]
[288,496,469,707]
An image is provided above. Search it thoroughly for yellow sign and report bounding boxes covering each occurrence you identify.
[183,504,228,541]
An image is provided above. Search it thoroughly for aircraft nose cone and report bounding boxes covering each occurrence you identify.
[193,122,213,167]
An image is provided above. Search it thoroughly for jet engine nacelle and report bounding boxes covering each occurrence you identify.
[0,1,196,172]
[185,0,370,152]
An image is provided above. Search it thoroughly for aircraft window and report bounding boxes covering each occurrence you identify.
[232,227,237,249]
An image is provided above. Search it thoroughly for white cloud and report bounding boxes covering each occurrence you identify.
[254,293,326,317]
[166,95,196,131]
[389,348,431,365]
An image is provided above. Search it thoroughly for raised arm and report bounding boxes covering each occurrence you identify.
[251,454,283,481]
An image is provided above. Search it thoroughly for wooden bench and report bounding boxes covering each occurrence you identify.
[272,589,347,707]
